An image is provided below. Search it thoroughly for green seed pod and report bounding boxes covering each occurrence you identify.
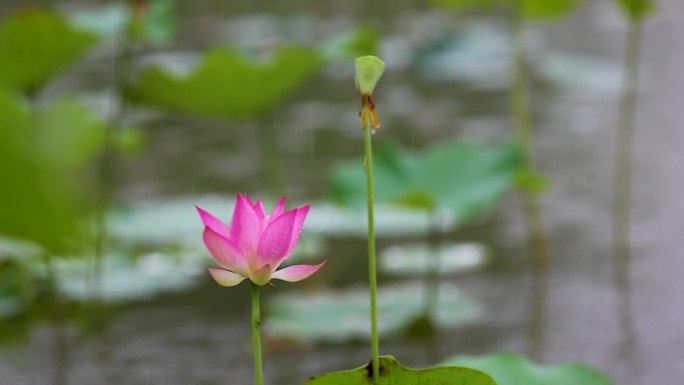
[354,55,385,95]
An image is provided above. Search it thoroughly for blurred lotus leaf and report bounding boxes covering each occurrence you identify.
[321,25,379,61]
[433,0,501,11]
[381,242,490,276]
[520,0,586,19]
[70,0,175,43]
[48,252,202,303]
[442,353,612,385]
[108,196,439,248]
[305,355,496,385]
[331,140,522,224]
[0,91,105,252]
[514,167,549,194]
[615,0,654,20]
[0,9,96,93]
[265,282,479,342]
[434,0,585,19]
[306,202,441,237]
[126,45,321,119]
[0,257,33,320]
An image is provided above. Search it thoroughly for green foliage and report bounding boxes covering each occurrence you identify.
[615,0,654,21]
[433,0,501,11]
[0,256,33,320]
[266,282,479,342]
[71,0,175,43]
[126,46,322,119]
[434,0,585,20]
[521,0,585,20]
[322,25,379,60]
[0,9,96,93]
[331,140,522,223]
[442,353,612,385]
[305,355,496,385]
[515,167,549,194]
[0,92,104,253]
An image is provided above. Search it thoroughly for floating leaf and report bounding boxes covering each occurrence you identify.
[0,92,104,252]
[0,9,96,93]
[265,282,479,342]
[306,202,442,237]
[127,46,321,119]
[107,196,440,247]
[305,355,496,385]
[442,353,612,385]
[49,252,202,303]
[381,243,490,276]
[539,53,623,97]
[332,140,522,224]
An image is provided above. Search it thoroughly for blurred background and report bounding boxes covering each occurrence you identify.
[0,0,682,384]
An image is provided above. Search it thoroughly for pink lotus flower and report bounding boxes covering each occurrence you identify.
[196,194,324,287]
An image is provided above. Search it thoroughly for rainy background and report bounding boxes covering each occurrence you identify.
[0,0,682,385]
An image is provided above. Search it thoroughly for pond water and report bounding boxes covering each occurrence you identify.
[1,0,684,384]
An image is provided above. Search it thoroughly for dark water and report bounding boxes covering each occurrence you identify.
[2,0,684,384]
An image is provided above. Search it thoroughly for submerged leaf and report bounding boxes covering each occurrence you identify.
[0,9,96,93]
[265,282,479,342]
[127,45,321,118]
[331,140,522,224]
[442,353,612,385]
[305,355,496,385]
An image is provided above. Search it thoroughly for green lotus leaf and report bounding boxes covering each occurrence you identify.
[0,92,104,252]
[126,45,321,119]
[71,0,175,43]
[265,282,479,342]
[0,9,96,93]
[305,355,496,385]
[442,353,612,385]
[614,0,654,21]
[331,140,522,224]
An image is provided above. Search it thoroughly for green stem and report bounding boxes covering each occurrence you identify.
[613,18,643,381]
[423,210,442,321]
[363,119,380,384]
[511,2,550,362]
[251,282,264,385]
[43,253,68,385]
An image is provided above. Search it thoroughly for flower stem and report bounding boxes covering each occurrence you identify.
[613,17,643,382]
[511,2,550,361]
[363,118,380,384]
[250,282,264,385]
[423,210,443,322]
[43,253,69,385]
